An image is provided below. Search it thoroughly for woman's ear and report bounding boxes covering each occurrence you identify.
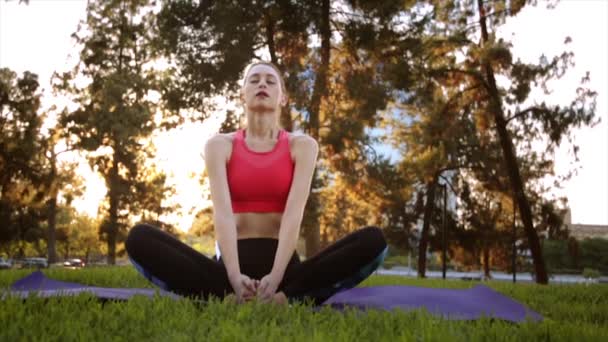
[280,93,288,107]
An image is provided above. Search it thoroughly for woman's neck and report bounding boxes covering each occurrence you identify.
[245,112,279,139]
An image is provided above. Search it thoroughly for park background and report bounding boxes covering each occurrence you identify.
[1,0,607,282]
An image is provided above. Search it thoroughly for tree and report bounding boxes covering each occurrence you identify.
[56,0,170,264]
[0,68,48,257]
[190,207,214,238]
[39,125,84,263]
[440,0,595,284]
[155,0,412,257]
[369,0,596,283]
[55,207,103,262]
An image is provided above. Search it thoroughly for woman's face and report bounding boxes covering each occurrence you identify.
[241,64,286,113]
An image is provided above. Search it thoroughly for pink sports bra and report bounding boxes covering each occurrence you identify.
[227,129,295,213]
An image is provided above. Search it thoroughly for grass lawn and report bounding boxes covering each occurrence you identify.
[1,267,607,341]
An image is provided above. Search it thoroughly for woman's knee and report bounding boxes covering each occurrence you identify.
[125,224,156,256]
[358,226,387,254]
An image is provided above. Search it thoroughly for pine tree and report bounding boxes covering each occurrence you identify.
[154,0,404,257]
[372,0,596,283]
[0,68,47,256]
[56,0,171,264]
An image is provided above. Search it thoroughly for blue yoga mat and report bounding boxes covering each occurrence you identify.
[5,271,542,323]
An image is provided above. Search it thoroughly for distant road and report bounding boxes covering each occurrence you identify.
[376,267,607,284]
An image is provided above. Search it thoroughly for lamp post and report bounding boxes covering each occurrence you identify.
[442,183,447,280]
[512,196,517,283]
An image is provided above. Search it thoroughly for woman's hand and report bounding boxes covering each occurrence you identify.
[228,273,258,303]
[257,273,282,303]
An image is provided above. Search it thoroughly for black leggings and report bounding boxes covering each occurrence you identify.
[125,224,387,305]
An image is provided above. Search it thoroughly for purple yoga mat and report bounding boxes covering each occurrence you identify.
[324,285,542,322]
[5,271,542,323]
[7,271,179,301]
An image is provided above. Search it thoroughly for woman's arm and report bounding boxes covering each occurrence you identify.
[270,135,319,283]
[204,135,241,279]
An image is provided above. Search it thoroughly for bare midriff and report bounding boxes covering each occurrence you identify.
[235,212,282,239]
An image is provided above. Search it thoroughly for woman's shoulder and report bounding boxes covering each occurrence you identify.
[286,130,315,143]
[204,131,238,161]
[286,131,318,156]
[207,131,238,145]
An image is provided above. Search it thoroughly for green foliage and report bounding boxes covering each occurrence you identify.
[55,0,175,263]
[155,0,311,115]
[1,268,607,341]
[543,239,571,271]
[579,238,608,273]
[369,0,598,282]
[189,207,214,237]
[382,255,410,269]
[582,268,600,280]
[543,238,608,274]
[156,0,414,257]
[0,68,48,251]
[54,208,104,261]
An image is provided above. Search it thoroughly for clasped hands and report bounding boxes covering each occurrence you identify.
[229,272,284,304]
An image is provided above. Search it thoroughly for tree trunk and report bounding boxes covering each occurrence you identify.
[280,104,293,132]
[46,152,58,264]
[64,241,69,260]
[264,13,293,132]
[265,12,277,66]
[106,6,126,266]
[304,169,321,258]
[476,0,548,284]
[47,195,58,263]
[482,244,491,279]
[304,0,330,258]
[18,243,24,259]
[107,149,119,265]
[418,178,438,278]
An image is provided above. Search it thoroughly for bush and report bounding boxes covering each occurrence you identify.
[381,255,411,269]
[582,268,601,279]
[579,238,608,274]
[542,238,608,275]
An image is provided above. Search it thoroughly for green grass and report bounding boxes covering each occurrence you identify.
[1,267,607,341]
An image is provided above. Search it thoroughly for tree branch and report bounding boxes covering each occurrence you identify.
[429,67,489,91]
[504,106,541,124]
[438,173,458,195]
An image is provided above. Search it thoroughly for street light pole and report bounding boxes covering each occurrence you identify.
[442,183,447,280]
[512,196,517,283]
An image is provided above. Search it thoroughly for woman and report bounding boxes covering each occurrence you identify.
[126,62,388,305]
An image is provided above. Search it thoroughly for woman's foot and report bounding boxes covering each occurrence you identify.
[223,294,237,304]
[272,291,288,305]
[224,292,287,305]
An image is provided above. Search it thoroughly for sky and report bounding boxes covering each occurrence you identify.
[0,0,606,231]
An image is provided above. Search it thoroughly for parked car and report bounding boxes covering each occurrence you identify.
[0,258,12,269]
[20,257,48,269]
[63,258,85,268]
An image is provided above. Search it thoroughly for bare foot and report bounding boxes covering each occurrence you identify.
[223,294,237,304]
[272,291,288,305]
[224,293,256,304]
